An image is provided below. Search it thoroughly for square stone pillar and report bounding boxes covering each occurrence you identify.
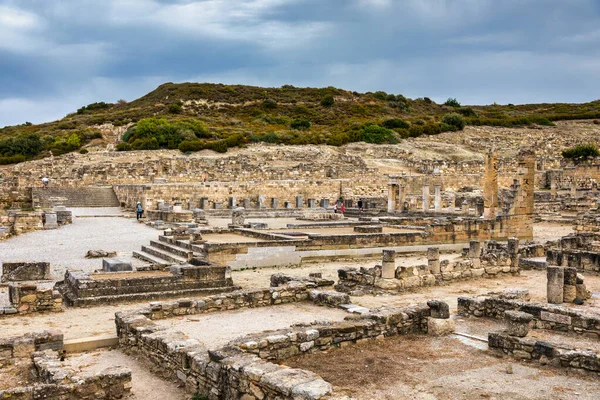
[448,194,456,213]
[427,247,440,274]
[483,149,499,219]
[461,203,469,214]
[422,185,430,211]
[397,184,406,211]
[468,241,482,258]
[434,184,441,213]
[388,183,397,212]
[308,199,316,208]
[507,237,519,272]
[320,199,330,208]
[271,198,279,209]
[550,181,557,200]
[563,267,577,303]
[229,196,236,209]
[243,198,251,209]
[382,250,396,279]
[200,197,209,210]
[44,213,58,230]
[296,196,304,209]
[571,182,577,198]
[547,266,564,304]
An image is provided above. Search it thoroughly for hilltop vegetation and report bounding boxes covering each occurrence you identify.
[1,82,600,163]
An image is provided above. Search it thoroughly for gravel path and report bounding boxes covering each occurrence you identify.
[0,209,157,279]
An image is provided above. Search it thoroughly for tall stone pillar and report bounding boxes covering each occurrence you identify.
[483,149,499,219]
[388,181,397,212]
[382,250,396,279]
[550,181,557,200]
[422,185,430,212]
[448,194,456,213]
[508,237,519,274]
[296,196,304,209]
[563,267,577,303]
[397,184,406,211]
[434,184,441,212]
[507,149,535,240]
[571,182,577,198]
[547,266,564,304]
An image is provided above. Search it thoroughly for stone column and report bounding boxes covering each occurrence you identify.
[468,241,482,258]
[507,237,519,273]
[547,266,564,304]
[427,247,440,274]
[229,196,236,209]
[447,194,456,213]
[320,199,330,208]
[422,185,430,212]
[397,184,406,211]
[505,310,533,337]
[571,182,577,198]
[258,195,266,209]
[382,250,396,279]
[388,182,397,212]
[550,181,557,200]
[434,184,441,212]
[243,198,251,209]
[563,267,577,303]
[483,149,499,219]
[296,196,304,209]
[231,207,245,227]
[200,197,209,209]
[271,198,279,209]
[461,203,469,214]
[307,199,316,208]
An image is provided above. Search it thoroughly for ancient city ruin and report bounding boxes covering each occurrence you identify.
[1,118,600,399]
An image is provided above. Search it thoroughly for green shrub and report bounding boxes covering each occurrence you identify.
[381,118,410,129]
[320,95,334,107]
[261,132,280,143]
[457,107,477,117]
[79,148,89,154]
[262,99,277,109]
[423,97,433,104]
[116,143,132,151]
[290,118,310,130]
[562,144,600,160]
[131,137,159,150]
[372,91,388,101]
[168,103,183,114]
[0,133,43,158]
[409,125,424,137]
[77,101,110,114]
[444,98,461,107]
[359,123,396,144]
[178,140,204,152]
[206,140,228,153]
[441,113,466,130]
[0,154,27,165]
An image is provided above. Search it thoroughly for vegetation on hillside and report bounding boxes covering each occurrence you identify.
[562,144,600,160]
[1,82,600,163]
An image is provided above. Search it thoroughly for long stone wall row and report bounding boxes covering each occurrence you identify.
[115,281,438,400]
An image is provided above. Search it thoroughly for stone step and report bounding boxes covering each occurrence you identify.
[132,251,170,267]
[32,187,120,208]
[158,235,204,253]
[149,240,194,260]
[141,245,187,264]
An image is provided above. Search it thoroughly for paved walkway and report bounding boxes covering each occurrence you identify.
[0,208,157,279]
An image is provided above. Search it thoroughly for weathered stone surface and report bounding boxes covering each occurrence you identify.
[505,310,533,337]
[1,262,51,282]
[102,258,133,272]
[427,317,455,336]
[427,299,450,319]
[86,250,117,258]
[547,266,564,304]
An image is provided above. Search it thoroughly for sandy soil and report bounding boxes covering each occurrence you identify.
[63,349,187,400]
[155,303,348,349]
[0,363,33,391]
[285,335,600,399]
[532,223,574,243]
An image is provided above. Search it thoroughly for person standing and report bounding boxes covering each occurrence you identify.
[333,203,338,213]
[341,202,346,214]
[136,202,144,220]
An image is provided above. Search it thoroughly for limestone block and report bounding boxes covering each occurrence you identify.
[427,317,455,336]
[381,250,396,279]
[102,258,133,272]
[44,213,58,230]
[576,283,592,300]
[563,284,577,303]
[547,266,564,304]
[505,310,533,337]
[563,267,577,285]
[427,299,450,319]
[231,207,245,226]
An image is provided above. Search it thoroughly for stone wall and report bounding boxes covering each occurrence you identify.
[0,330,63,366]
[115,282,437,400]
[1,284,62,316]
[489,331,600,374]
[1,262,51,282]
[458,292,600,338]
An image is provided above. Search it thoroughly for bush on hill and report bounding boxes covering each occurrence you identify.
[562,144,600,160]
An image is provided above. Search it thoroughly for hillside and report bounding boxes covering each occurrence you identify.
[1,83,600,164]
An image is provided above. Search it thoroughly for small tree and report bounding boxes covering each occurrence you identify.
[320,95,334,107]
[290,118,310,130]
[444,98,461,107]
[168,103,183,114]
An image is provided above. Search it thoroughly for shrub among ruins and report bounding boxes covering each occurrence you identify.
[457,107,477,117]
[178,139,204,152]
[441,113,466,130]
[131,137,159,150]
[0,154,27,165]
[381,118,410,129]
[116,143,132,151]
[79,148,89,154]
[562,144,600,160]
[290,118,311,130]
[444,98,461,107]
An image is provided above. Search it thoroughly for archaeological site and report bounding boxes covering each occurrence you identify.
[2,96,600,400]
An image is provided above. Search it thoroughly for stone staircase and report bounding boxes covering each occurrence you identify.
[32,186,120,208]
[133,235,206,267]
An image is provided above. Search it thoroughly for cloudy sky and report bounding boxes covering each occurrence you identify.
[1,0,600,127]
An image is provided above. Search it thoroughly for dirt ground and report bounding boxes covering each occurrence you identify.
[285,335,600,400]
[532,223,573,244]
[0,363,33,391]
[154,303,348,348]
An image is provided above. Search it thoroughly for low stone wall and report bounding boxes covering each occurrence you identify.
[0,330,63,366]
[458,292,600,338]
[489,331,600,374]
[1,261,51,282]
[116,284,437,400]
[58,265,236,307]
[0,284,62,316]
[547,249,600,273]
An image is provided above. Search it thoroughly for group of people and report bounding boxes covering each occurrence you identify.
[333,201,346,214]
